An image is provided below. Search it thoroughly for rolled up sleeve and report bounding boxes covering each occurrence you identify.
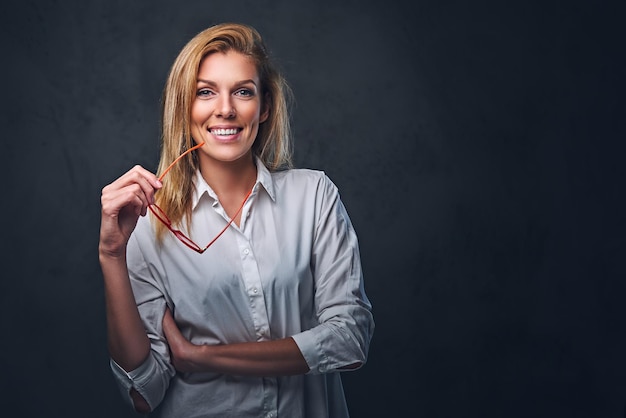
[292,174,375,374]
[109,349,171,410]
[108,230,176,410]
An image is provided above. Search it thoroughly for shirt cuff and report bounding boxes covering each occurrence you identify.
[291,329,329,375]
[110,354,165,411]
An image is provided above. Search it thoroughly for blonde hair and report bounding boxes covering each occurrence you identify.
[154,23,293,241]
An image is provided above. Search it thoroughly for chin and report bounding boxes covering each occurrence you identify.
[206,150,254,164]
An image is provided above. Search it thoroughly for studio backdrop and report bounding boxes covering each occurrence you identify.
[1,1,624,417]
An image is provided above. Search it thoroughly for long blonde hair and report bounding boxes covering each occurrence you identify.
[154,23,293,242]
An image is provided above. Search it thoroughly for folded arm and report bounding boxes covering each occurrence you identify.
[162,309,310,376]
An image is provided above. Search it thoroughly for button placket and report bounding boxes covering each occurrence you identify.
[263,377,278,418]
[236,234,271,342]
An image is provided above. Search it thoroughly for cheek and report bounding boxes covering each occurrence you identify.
[243,103,263,124]
[190,104,204,125]
[189,105,206,142]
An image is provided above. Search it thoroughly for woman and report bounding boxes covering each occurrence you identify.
[99,22,374,417]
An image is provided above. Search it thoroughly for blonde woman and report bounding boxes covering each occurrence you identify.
[99,22,374,417]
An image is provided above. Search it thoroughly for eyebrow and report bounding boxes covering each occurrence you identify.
[196,78,258,86]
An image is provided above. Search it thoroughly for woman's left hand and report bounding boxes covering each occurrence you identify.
[162,308,204,373]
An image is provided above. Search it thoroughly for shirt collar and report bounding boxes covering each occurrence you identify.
[255,157,276,201]
[191,157,276,210]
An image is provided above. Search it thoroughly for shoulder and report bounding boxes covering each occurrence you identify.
[268,168,341,212]
[271,168,337,192]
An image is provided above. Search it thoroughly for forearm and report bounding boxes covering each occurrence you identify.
[100,251,150,371]
[203,338,309,376]
[174,336,309,377]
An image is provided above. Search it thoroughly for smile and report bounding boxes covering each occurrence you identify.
[210,128,241,136]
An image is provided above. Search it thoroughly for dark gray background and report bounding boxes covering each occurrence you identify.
[1,1,624,417]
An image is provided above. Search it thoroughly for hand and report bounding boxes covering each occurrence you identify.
[99,165,162,258]
[162,308,205,373]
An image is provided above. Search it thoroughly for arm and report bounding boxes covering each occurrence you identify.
[101,253,151,414]
[100,253,151,373]
[162,309,309,376]
[99,165,162,412]
[162,174,373,377]
[291,174,374,374]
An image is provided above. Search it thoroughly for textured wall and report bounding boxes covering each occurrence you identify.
[1,1,624,417]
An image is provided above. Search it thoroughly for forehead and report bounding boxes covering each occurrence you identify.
[197,51,259,82]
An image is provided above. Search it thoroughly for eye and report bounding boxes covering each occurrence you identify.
[196,88,214,98]
[235,88,254,97]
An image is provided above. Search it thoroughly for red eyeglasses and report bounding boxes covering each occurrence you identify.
[148,142,252,254]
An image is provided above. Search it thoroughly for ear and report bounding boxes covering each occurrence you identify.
[259,92,270,123]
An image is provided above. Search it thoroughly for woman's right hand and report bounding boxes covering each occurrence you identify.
[99,165,162,258]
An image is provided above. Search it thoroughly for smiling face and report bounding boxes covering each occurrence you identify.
[190,50,269,169]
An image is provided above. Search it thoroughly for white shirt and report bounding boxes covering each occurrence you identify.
[110,159,374,417]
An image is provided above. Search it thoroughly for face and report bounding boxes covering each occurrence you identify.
[190,51,269,167]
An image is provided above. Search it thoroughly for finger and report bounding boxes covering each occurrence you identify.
[115,166,162,205]
[102,164,165,214]
[102,183,152,218]
[162,308,174,336]
[162,309,182,349]
[103,166,161,204]
[127,164,163,192]
[121,165,162,189]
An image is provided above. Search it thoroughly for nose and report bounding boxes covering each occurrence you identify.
[215,94,235,118]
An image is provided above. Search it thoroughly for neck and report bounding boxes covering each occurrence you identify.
[198,153,257,198]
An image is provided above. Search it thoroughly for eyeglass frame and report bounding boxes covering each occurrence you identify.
[147,142,252,254]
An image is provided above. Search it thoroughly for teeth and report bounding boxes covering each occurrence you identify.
[211,128,238,136]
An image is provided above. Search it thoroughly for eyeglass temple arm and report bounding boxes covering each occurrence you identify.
[158,142,205,182]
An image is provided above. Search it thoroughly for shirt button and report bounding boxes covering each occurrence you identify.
[252,287,258,294]
[243,248,250,255]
